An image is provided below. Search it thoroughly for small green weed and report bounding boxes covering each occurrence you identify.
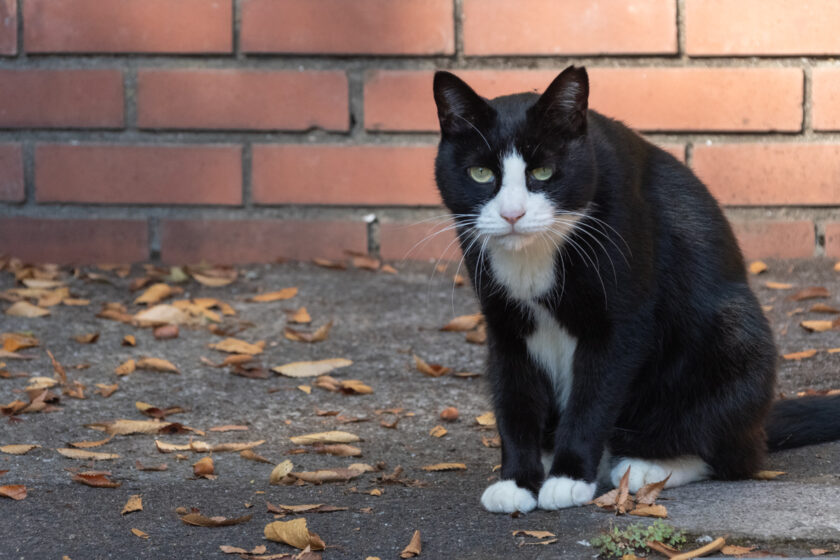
[590,520,686,558]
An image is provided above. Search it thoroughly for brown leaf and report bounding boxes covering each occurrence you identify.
[635,474,671,505]
[0,484,27,500]
[136,357,179,373]
[413,355,451,377]
[46,349,67,385]
[421,463,467,471]
[615,466,633,513]
[56,448,120,460]
[400,530,422,558]
[429,425,447,438]
[748,261,768,275]
[136,401,186,419]
[122,335,137,347]
[811,549,830,556]
[287,307,312,324]
[789,286,830,301]
[284,322,333,343]
[648,540,682,558]
[273,358,352,378]
[5,301,50,317]
[290,431,360,445]
[72,471,121,488]
[352,255,380,271]
[513,530,555,539]
[180,512,252,527]
[69,436,114,449]
[313,444,362,457]
[191,440,265,453]
[249,288,298,303]
[290,468,367,484]
[209,424,248,432]
[809,303,840,314]
[209,338,264,355]
[133,304,190,327]
[87,418,175,435]
[783,349,819,360]
[465,324,487,344]
[482,435,501,448]
[131,528,149,539]
[591,488,620,509]
[753,470,786,480]
[0,444,41,455]
[1,333,40,352]
[95,383,119,398]
[115,359,136,376]
[240,449,271,463]
[765,281,793,290]
[264,518,325,550]
[192,267,237,287]
[441,313,484,332]
[72,332,100,344]
[312,258,346,270]
[670,537,726,560]
[135,283,182,305]
[475,412,496,427]
[629,504,668,518]
[122,494,143,515]
[270,460,295,484]
[135,460,168,471]
[266,503,348,515]
[721,545,757,556]
[338,379,373,395]
[153,324,180,340]
[380,264,398,275]
[800,320,839,333]
[193,456,216,479]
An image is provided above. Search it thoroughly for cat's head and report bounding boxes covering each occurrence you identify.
[433,66,596,252]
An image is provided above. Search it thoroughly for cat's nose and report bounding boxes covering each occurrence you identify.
[501,210,526,225]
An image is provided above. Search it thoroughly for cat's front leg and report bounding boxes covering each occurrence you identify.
[481,349,552,513]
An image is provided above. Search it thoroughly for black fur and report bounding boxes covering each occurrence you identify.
[432,66,840,498]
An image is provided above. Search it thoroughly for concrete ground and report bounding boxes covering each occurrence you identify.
[1,258,839,559]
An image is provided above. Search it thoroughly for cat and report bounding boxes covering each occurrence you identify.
[431,65,840,513]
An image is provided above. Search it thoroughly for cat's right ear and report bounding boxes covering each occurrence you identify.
[433,71,493,137]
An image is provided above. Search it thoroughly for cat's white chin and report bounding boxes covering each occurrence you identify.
[493,232,540,251]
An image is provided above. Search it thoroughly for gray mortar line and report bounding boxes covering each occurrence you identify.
[21,140,33,206]
[124,64,137,130]
[241,142,252,209]
[14,0,22,59]
[676,0,687,60]
[803,62,814,136]
[453,0,465,64]
[147,216,160,260]
[347,68,365,138]
[233,0,242,60]
[814,221,826,256]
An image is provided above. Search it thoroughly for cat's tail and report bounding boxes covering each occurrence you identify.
[765,395,840,451]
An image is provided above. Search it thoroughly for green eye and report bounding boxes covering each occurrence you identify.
[530,167,553,181]
[468,166,495,183]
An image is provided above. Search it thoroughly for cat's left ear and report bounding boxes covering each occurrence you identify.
[532,65,589,135]
[433,71,494,137]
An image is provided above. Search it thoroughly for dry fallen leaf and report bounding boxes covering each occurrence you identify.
[0,484,27,500]
[1,332,39,352]
[811,549,830,556]
[313,444,362,457]
[122,335,137,347]
[413,355,451,377]
[290,466,370,484]
[421,463,467,471]
[264,518,325,550]
[290,431,361,445]
[72,471,121,488]
[635,474,671,506]
[240,449,271,463]
[352,255,380,271]
[69,436,114,449]
[191,267,237,287]
[193,456,216,479]
[5,301,50,317]
[400,530,422,559]
[180,512,252,527]
[270,460,294,484]
[721,544,757,556]
[429,425,447,438]
[513,530,555,539]
[273,358,352,378]
[136,357,179,373]
[312,258,346,270]
[0,444,41,455]
[56,448,121,461]
[153,324,179,340]
[671,537,726,560]
[133,304,190,327]
[287,307,312,324]
[249,288,298,303]
[135,283,182,305]
[789,286,830,301]
[122,494,143,515]
[748,261,768,275]
[135,461,168,472]
[209,338,265,355]
[765,281,793,290]
[441,313,484,332]
[783,349,819,360]
[810,303,840,314]
[115,359,136,376]
[87,419,178,435]
[266,503,348,515]
[800,320,839,333]
[753,470,786,480]
[475,412,496,427]
[629,504,668,518]
[284,321,333,343]
[72,332,100,344]
[131,528,149,539]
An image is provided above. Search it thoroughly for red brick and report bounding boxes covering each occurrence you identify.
[252,145,440,206]
[0,70,123,128]
[824,223,840,258]
[0,0,16,55]
[364,68,802,132]
[379,222,461,262]
[686,0,840,55]
[137,70,348,131]
[0,218,149,264]
[813,68,840,131]
[35,144,242,205]
[463,0,676,55]
[160,220,367,264]
[241,0,453,55]
[692,144,840,206]
[24,0,232,53]
[730,220,815,259]
[0,144,23,202]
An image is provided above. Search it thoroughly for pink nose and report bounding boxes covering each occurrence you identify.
[501,210,525,225]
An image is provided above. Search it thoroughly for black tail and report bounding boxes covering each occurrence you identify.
[766,395,840,451]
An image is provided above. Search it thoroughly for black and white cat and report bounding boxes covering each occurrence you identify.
[432,66,840,513]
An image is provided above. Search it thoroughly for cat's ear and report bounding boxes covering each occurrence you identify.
[532,65,589,135]
[433,71,494,137]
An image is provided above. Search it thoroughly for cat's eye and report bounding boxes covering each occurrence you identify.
[468,166,495,183]
[530,167,553,181]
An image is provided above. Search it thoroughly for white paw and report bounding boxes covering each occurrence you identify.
[481,480,537,513]
[537,476,596,510]
[610,458,669,493]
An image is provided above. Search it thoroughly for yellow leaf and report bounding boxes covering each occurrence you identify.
[287,306,312,324]
[629,504,668,518]
[192,269,237,287]
[193,456,215,479]
[136,357,179,373]
[154,440,192,453]
[133,304,190,327]
[441,313,483,332]
[131,528,149,539]
[413,354,451,377]
[69,436,114,449]
[5,301,50,317]
[765,281,793,290]
[400,530,422,558]
[249,288,298,302]
[134,283,181,305]
[284,321,333,343]
[56,448,120,460]
[800,320,837,333]
[754,470,786,480]
[298,385,311,394]
[264,519,325,550]
[209,338,264,355]
[115,359,136,376]
[421,463,467,471]
[272,358,352,378]
[122,494,143,515]
[87,419,174,435]
[475,412,496,426]
[783,349,819,360]
[429,425,447,438]
[270,460,294,484]
[748,261,768,275]
[0,444,41,455]
[290,431,361,445]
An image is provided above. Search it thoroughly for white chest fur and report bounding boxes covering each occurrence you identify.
[489,244,578,409]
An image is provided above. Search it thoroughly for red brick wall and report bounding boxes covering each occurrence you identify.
[1,0,839,263]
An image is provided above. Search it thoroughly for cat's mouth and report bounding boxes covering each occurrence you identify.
[494,230,541,251]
